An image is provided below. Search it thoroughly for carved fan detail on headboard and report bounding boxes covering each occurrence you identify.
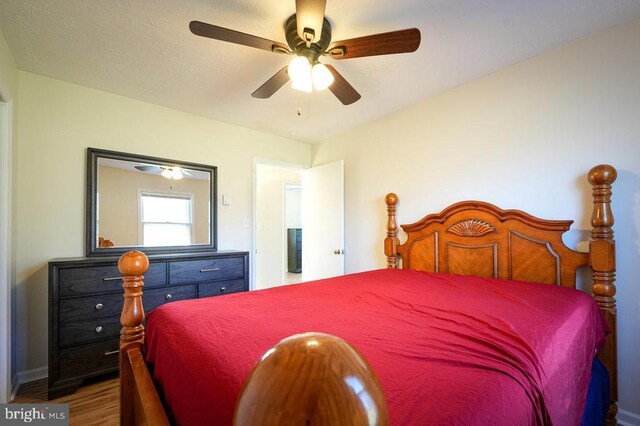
[447,219,496,237]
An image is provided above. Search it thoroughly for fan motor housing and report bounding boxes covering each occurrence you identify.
[285,14,332,62]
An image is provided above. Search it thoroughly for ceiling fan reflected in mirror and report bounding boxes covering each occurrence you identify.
[134,164,193,180]
[189,0,421,105]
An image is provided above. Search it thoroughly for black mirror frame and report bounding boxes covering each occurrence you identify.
[86,147,217,257]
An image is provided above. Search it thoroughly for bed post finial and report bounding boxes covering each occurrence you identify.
[119,250,149,426]
[385,193,400,268]
[587,164,617,426]
[119,251,149,347]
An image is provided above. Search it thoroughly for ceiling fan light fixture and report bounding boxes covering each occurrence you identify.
[289,56,313,93]
[172,167,184,180]
[160,167,185,180]
[291,77,313,93]
[288,56,311,82]
[312,63,334,90]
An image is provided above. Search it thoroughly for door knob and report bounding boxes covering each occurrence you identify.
[333,249,340,254]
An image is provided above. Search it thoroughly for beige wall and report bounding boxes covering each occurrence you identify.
[97,166,210,246]
[313,17,640,416]
[15,71,311,375]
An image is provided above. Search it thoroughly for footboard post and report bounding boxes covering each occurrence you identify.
[119,251,149,426]
[587,164,617,426]
[385,193,400,268]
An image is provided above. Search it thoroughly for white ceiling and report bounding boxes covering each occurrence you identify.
[99,158,210,181]
[1,1,640,143]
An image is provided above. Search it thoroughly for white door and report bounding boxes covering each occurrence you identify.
[301,160,344,281]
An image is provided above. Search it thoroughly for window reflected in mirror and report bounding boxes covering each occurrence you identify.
[140,192,193,246]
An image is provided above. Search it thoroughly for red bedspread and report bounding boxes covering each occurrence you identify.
[144,269,607,425]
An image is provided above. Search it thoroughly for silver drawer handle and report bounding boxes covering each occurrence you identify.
[220,287,226,293]
[165,294,172,300]
[103,276,124,282]
[95,303,104,310]
[200,267,220,273]
[95,326,103,333]
[104,350,119,356]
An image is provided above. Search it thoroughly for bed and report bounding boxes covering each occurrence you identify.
[118,164,618,425]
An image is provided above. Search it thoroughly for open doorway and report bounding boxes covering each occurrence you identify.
[253,159,344,291]
[254,162,303,290]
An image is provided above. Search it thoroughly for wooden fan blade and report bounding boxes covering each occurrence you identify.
[326,28,420,59]
[134,165,161,173]
[189,21,289,53]
[252,66,291,99]
[325,65,361,105]
[295,0,326,44]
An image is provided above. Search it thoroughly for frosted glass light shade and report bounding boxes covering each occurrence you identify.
[312,63,334,90]
[288,57,312,82]
[291,76,313,93]
[172,167,184,180]
[289,56,313,93]
[161,167,184,180]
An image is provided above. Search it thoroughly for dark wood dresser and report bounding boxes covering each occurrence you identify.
[287,228,302,273]
[48,251,249,399]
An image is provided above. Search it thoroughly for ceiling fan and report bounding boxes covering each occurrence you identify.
[134,164,193,180]
[189,0,421,105]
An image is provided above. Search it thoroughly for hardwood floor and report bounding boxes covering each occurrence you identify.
[11,375,119,426]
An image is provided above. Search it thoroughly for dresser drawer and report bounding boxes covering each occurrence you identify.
[59,338,120,378]
[198,278,246,298]
[59,315,121,348]
[59,262,167,297]
[144,285,196,311]
[58,285,196,347]
[170,256,245,284]
[60,292,123,322]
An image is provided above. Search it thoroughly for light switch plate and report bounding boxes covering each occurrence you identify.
[222,194,231,206]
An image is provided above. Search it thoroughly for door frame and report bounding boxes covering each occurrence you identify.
[252,158,306,290]
[0,96,13,402]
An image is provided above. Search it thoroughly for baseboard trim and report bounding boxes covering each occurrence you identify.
[16,366,47,386]
[9,373,19,401]
[618,408,640,426]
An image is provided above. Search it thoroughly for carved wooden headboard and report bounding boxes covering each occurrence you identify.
[384,197,588,288]
[383,164,619,425]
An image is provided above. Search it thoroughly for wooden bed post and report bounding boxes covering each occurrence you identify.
[385,193,399,268]
[587,164,618,426]
[119,251,149,426]
[118,251,170,426]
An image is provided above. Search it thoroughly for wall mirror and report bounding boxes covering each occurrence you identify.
[86,148,217,256]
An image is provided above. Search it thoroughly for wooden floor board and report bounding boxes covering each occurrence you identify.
[11,375,119,426]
